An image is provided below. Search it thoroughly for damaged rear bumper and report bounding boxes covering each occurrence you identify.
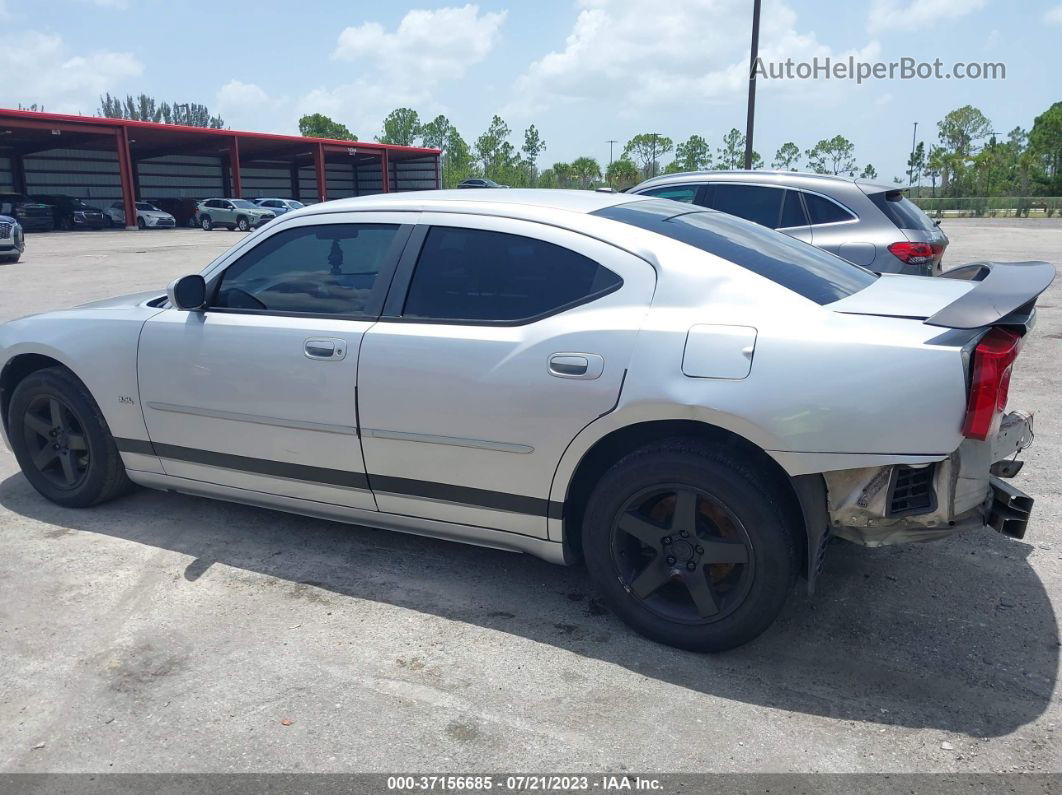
[825,411,1035,546]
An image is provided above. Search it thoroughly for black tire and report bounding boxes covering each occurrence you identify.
[1,252,18,264]
[236,216,249,232]
[581,439,799,652]
[7,366,131,508]
[136,216,146,230]
[200,215,213,231]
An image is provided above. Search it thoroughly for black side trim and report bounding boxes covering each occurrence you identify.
[370,473,563,518]
[114,437,155,456]
[113,437,562,518]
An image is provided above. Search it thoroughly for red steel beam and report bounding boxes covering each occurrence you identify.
[314,143,328,202]
[380,150,390,193]
[229,136,242,198]
[115,126,138,230]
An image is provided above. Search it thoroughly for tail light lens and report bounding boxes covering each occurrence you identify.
[962,328,1022,440]
[888,241,944,265]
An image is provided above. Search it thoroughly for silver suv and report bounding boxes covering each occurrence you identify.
[196,198,275,232]
[630,171,948,276]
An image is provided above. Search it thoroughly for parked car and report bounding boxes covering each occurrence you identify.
[254,198,304,216]
[105,201,177,230]
[30,194,108,231]
[457,178,508,188]
[196,198,275,231]
[148,198,201,229]
[629,171,949,276]
[0,213,25,263]
[0,190,1052,651]
[0,192,54,232]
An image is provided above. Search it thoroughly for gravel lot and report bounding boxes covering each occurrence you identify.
[0,219,1060,774]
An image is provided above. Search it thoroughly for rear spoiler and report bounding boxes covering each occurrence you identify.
[925,261,1055,330]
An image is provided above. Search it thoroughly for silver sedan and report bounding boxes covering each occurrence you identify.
[0,190,1052,650]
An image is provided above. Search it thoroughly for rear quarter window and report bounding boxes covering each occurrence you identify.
[593,199,877,305]
[870,190,935,231]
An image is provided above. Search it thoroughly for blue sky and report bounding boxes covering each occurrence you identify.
[0,0,1057,180]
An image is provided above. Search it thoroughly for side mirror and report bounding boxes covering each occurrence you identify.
[167,274,207,311]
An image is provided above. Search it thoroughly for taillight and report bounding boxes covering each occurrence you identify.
[962,328,1022,440]
[888,241,944,265]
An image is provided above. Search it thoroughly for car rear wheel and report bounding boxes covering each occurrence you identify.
[200,215,213,231]
[7,367,131,508]
[581,439,799,651]
[236,216,250,232]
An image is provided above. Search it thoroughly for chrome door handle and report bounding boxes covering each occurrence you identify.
[304,338,347,360]
[548,353,603,379]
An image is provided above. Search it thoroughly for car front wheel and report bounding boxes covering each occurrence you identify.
[581,439,799,652]
[7,367,131,508]
[236,216,250,232]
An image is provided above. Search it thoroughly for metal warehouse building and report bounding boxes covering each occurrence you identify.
[0,108,441,229]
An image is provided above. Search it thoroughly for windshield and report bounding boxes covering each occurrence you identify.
[288,200,304,208]
[135,202,157,211]
[231,199,258,208]
[593,199,877,305]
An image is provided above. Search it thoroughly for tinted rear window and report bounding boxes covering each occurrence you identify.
[593,199,877,305]
[870,190,935,231]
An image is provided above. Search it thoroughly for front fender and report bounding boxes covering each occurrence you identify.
[0,304,165,472]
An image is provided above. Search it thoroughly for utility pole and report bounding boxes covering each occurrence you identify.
[743,0,762,170]
[649,132,661,178]
[908,121,918,189]
[607,139,618,187]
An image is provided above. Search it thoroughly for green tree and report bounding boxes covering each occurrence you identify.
[606,157,640,189]
[716,128,746,170]
[670,134,712,172]
[551,161,574,188]
[1029,101,1062,192]
[906,141,925,187]
[570,156,602,188]
[772,142,801,170]
[521,124,547,186]
[537,168,558,188]
[623,133,674,179]
[475,115,520,181]
[377,108,421,146]
[298,113,356,140]
[98,93,224,128]
[805,135,857,175]
[859,164,878,180]
[925,145,948,197]
[420,115,472,187]
[937,105,992,196]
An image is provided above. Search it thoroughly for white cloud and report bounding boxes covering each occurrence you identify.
[506,0,880,118]
[1045,5,1062,24]
[215,80,290,133]
[202,6,506,140]
[0,31,141,114]
[333,4,505,83]
[868,0,987,33]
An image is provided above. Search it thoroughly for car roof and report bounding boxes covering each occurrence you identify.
[633,170,898,195]
[298,189,646,218]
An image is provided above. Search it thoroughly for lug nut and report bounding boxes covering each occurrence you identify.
[680,530,688,538]
[662,536,672,545]
[686,561,697,571]
[666,556,676,565]
[695,545,704,555]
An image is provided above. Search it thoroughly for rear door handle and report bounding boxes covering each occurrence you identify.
[548,353,604,379]
[304,337,347,360]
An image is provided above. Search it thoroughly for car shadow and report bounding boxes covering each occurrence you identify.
[0,472,1056,737]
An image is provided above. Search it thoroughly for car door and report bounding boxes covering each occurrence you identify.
[137,212,414,509]
[357,213,656,537]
